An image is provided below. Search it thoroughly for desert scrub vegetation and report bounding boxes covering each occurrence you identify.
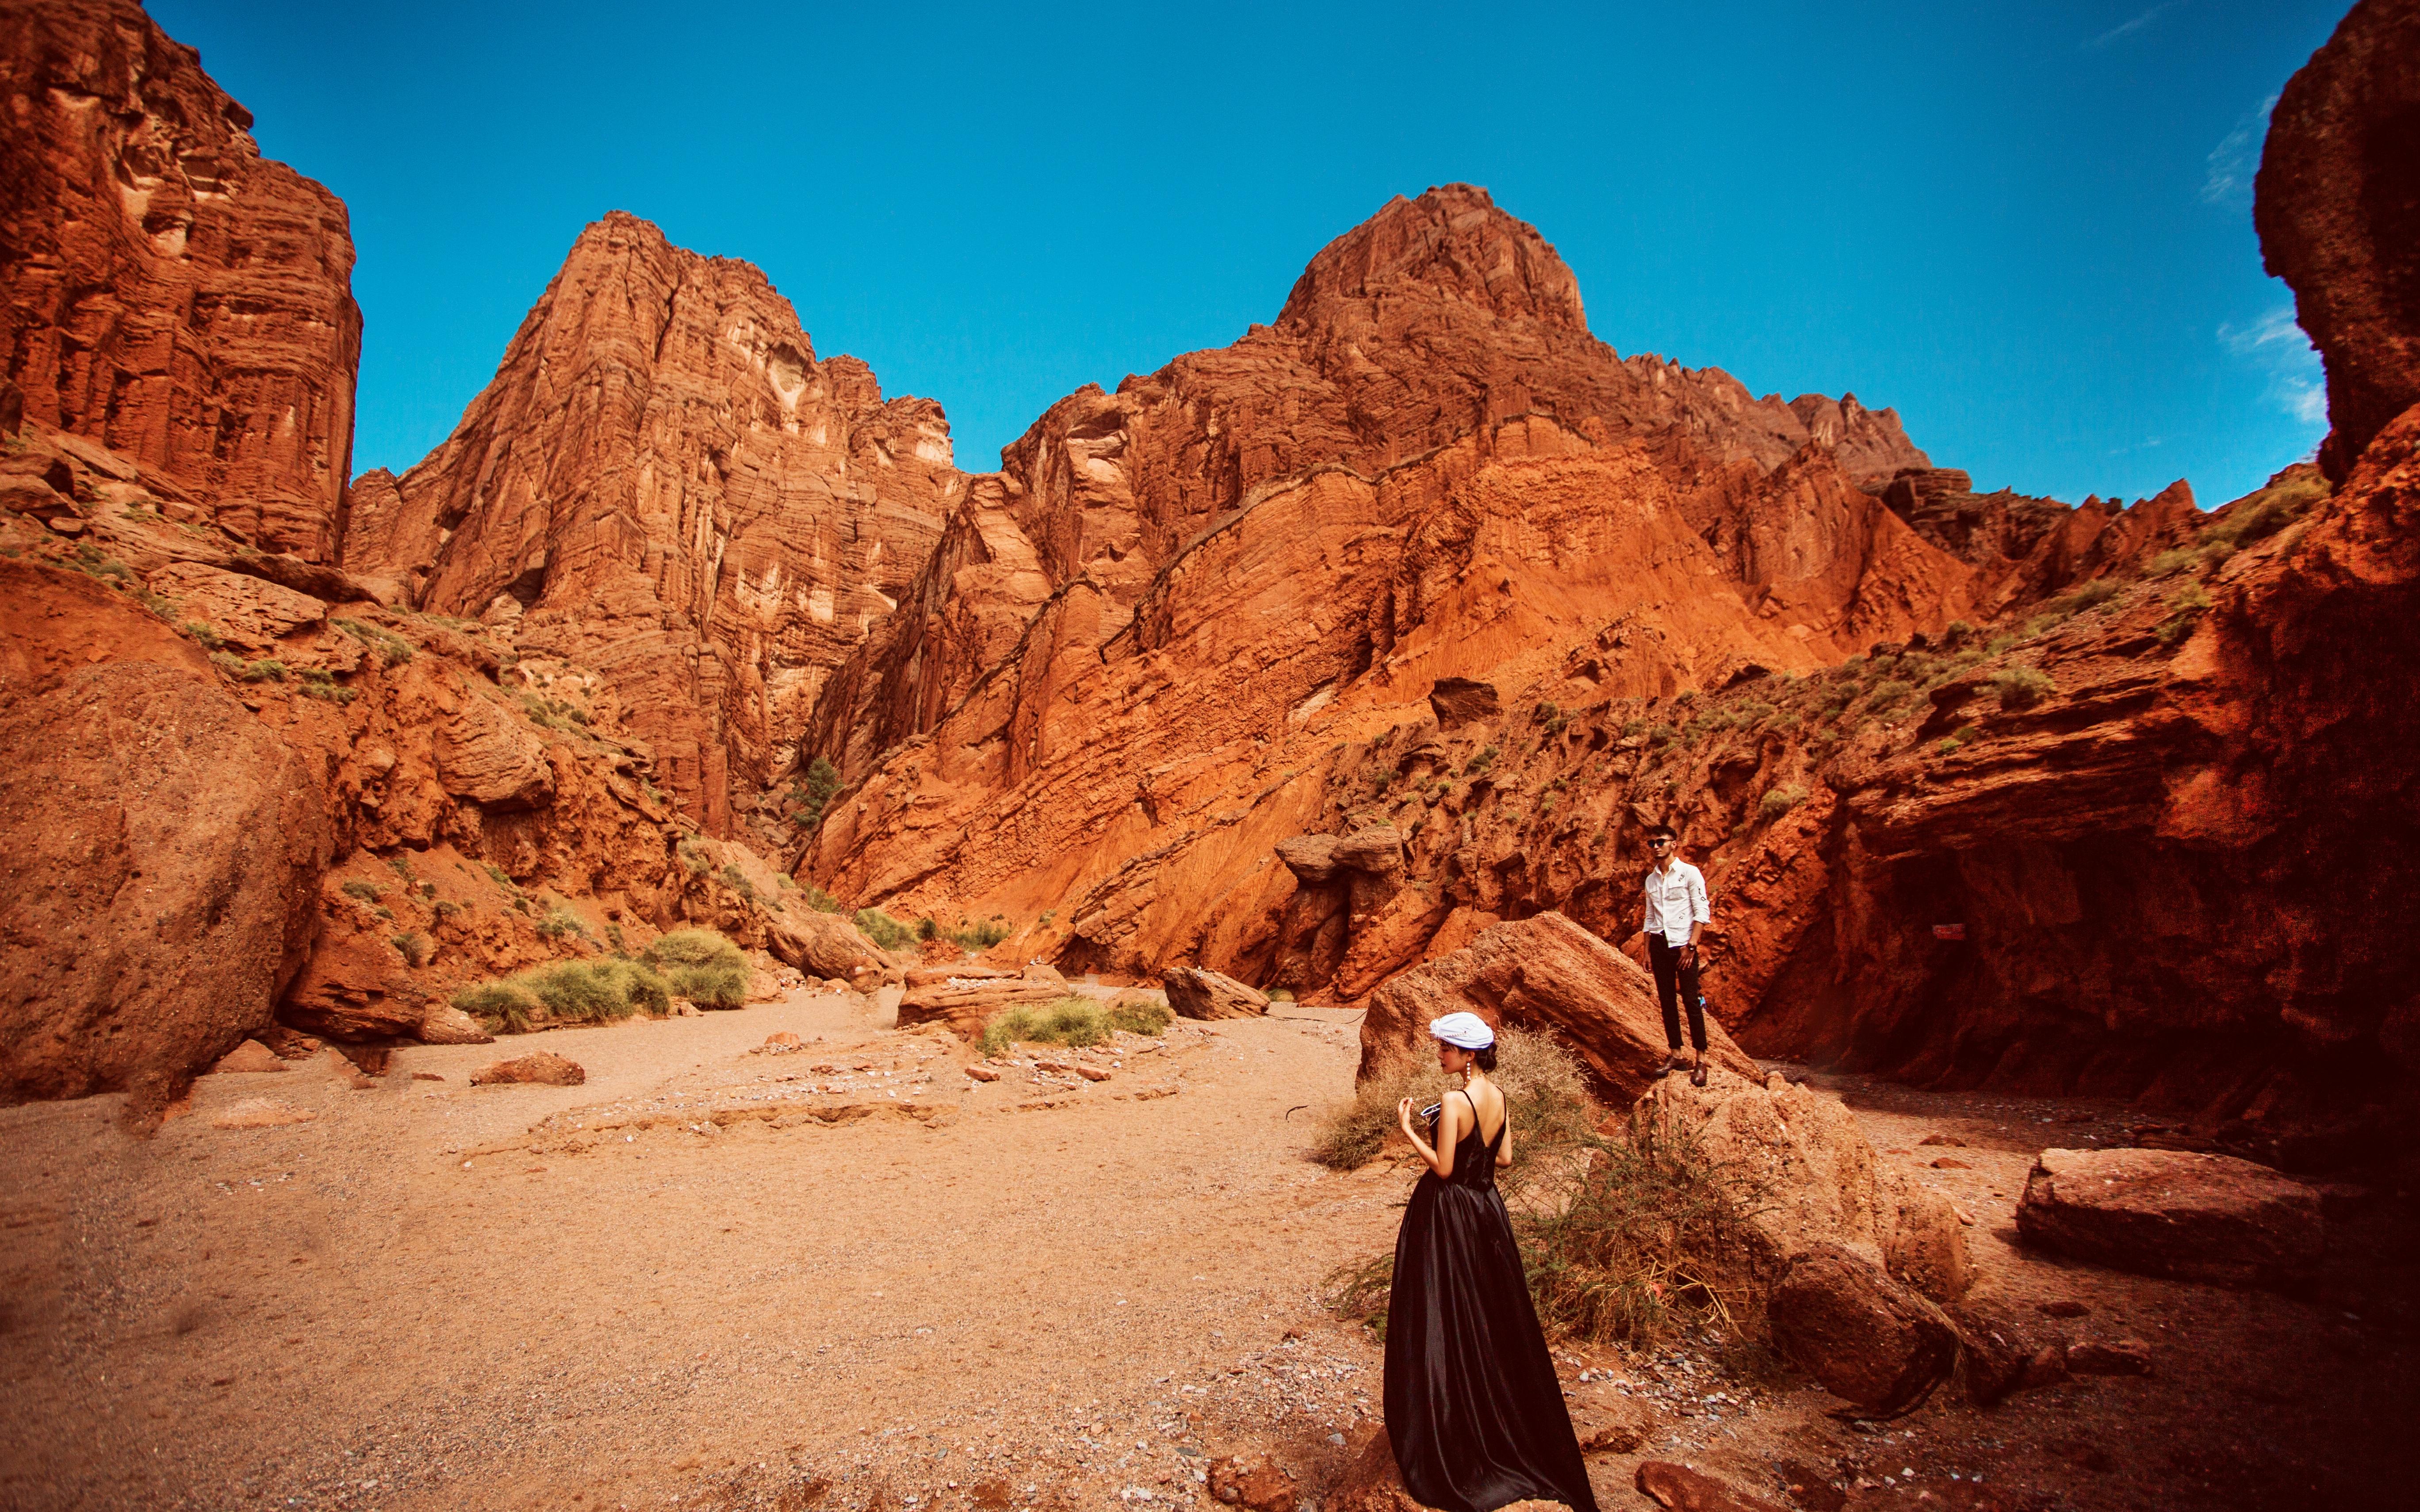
[641,928,750,1008]
[943,916,1012,950]
[340,880,383,905]
[854,908,915,951]
[1757,785,1808,822]
[977,996,1171,1056]
[209,651,288,683]
[1323,1032,1772,1348]
[391,932,431,967]
[717,863,758,902]
[789,755,842,830]
[297,668,356,703]
[2157,582,2212,646]
[453,958,672,1033]
[1991,665,2054,710]
[333,618,414,666]
[534,904,588,941]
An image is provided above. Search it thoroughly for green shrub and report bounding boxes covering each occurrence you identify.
[1936,736,1963,756]
[791,755,844,829]
[853,908,915,951]
[2145,548,2196,577]
[1864,678,1915,713]
[1943,619,1976,644]
[978,995,1170,1056]
[210,651,288,683]
[1620,719,1648,737]
[433,899,464,921]
[642,928,750,1008]
[333,618,414,666]
[1758,785,1808,821]
[2059,577,2122,611]
[2156,582,2213,646]
[1991,666,2055,710]
[453,980,541,1034]
[949,917,1012,949]
[1464,745,1498,775]
[718,863,758,902]
[535,905,587,941]
[514,958,670,1022]
[391,932,431,967]
[340,880,383,904]
[181,620,225,650]
[676,837,712,877]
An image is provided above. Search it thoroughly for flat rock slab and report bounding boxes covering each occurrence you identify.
[2017,1146,2323,1286]
[1636,1461,1787,1512]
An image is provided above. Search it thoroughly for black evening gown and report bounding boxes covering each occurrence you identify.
[1383,1096,1600,1512]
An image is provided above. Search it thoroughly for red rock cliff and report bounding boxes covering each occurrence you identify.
[0,0,360,559]
[340,213,961,837]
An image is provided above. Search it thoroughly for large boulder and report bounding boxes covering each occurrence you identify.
[1768,1244,1958,1415]
[2016,1146,2325,1287]
[0,560,330,1119]
[1635,1462,1788,1512]
[764,908,888,982]
[1633,1067,1971,1301]
[1162,965,1269,1020]
[897,971,1066,1040]
[1360,911,1757,1098]
[430,686,555,809]
[470,1051,585,1087]
[2254,0,2420,478]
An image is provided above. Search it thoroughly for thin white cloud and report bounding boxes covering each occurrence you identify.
[2087,0,2186,50]
[2220,306,2327,426]
[2202,94,2278,206]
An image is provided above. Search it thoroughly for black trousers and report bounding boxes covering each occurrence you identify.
[1647,935,1704,1052]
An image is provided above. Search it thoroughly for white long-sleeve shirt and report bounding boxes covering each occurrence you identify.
[1643,860,1710,947]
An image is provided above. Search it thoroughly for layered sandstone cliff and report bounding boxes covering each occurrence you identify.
[340,214,961,838]
[0,0,360,559]
[795,187,2138,978]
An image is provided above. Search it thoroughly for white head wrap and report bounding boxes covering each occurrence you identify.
[1428,1012,1496,1050]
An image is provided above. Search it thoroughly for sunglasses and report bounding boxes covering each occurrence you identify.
[1650,838,1674,847]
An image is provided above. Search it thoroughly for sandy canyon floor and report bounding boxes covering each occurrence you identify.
[0,993,2407,1512]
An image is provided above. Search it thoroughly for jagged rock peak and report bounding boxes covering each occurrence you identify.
[1277,184,1587,335]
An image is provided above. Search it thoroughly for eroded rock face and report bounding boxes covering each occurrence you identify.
[1633,1069,1970,1302]
[2255,0,2420,478]
[798,186,2154,998]
[2016,1146,2325,1287]
[342,212,960,836]
[1360,913,1758,1099]
[0,0,360,558]
[0,558,330,1116]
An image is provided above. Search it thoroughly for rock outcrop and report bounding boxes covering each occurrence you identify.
[0,556,330,1118]
[2255,0,2420,478]
[0,0,360,558]
[1361,913,1758,1099]
[1633,1069,1969,1302]
[1766,1244,1959,1415]
[2016,1146,2325,1287]
[340,213,961,837]
[801,187,2104,994]
[1161,965,1270,1020]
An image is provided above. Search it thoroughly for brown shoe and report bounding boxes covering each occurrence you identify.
[1658,1053,1686,1078]
[1689,1061,1708,1088]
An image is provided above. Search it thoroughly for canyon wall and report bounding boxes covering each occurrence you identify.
[795,188,2178,981]
[339,213,963,837]
[0,0,360,559]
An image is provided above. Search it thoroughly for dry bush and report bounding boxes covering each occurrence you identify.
[1323,1031,1771,1350]
[978,996,1169,1056]
[643,928,749,1008]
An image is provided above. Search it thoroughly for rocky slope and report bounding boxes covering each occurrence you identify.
[793,187,2183,984]
[0,0,360,560]
[339,213,962,837]
[0,413,892,1117]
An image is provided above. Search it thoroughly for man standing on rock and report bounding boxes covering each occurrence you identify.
[1643,824,1712,1086]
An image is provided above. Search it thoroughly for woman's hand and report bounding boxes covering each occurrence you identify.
[1398,1096,1416,1132]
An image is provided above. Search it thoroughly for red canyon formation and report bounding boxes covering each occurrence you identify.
[0,0,360,559]
[1,0,2414,1160]
[339,213,960,835]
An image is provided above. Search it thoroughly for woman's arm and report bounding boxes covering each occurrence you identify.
[1496,1104,1515,1168]
[1396,1092,1460,1177]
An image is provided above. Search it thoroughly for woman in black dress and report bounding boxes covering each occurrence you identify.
[1385,1013,1599,1512]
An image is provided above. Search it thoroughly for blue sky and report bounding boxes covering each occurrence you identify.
[153,0,2346,506]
